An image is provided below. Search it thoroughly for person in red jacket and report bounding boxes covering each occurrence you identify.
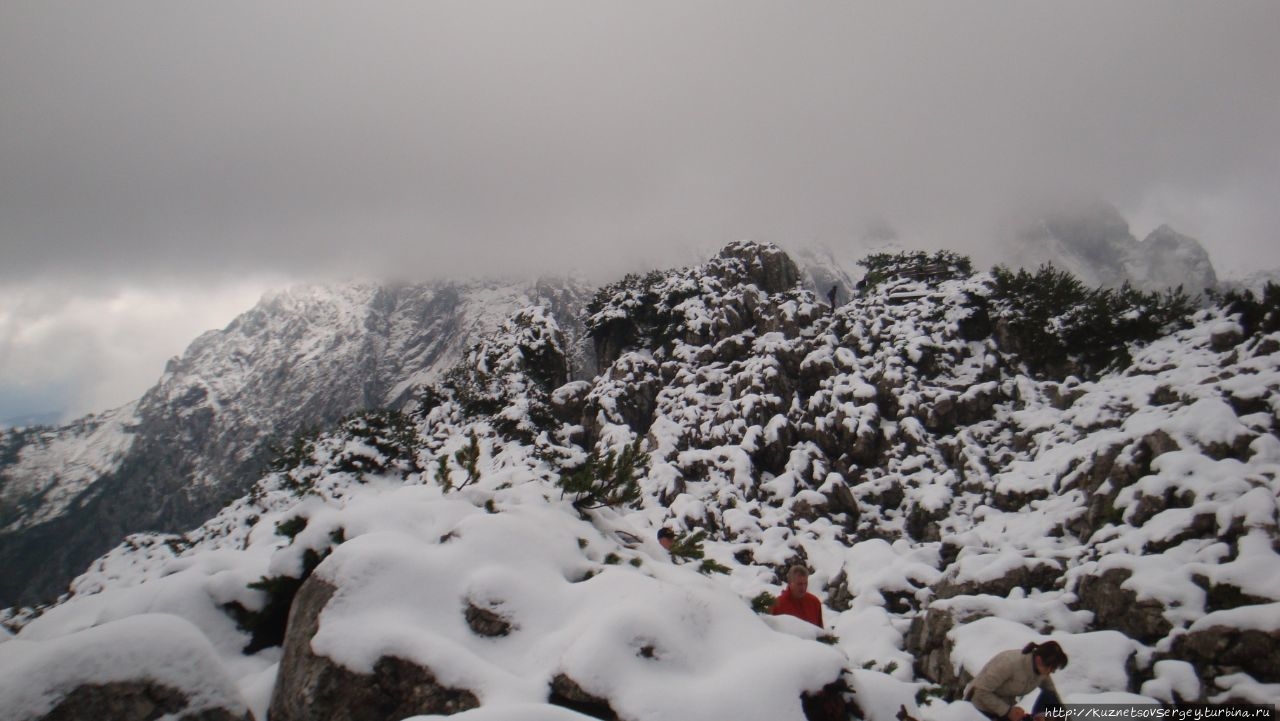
[771,565,823,627]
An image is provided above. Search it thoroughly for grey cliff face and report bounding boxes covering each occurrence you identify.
[0,279,592,607]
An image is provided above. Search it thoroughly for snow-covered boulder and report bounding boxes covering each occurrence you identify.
[265,489,849,721]
[0,614,251,721]
[269,576,480,721]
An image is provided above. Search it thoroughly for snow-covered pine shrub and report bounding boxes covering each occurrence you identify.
[584,269,699,361]
[330,409,422,479]
[274,515,307,540]
[987,264,1195,379]
[267,424,321,473]
[434,453,453,491]
[667,529,709,564]
[442,307,567,441]
[858,250,973,290]
[557,438,647,511]
[1210,281,1280,338]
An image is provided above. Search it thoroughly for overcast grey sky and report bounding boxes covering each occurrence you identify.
[2,1,1279,422]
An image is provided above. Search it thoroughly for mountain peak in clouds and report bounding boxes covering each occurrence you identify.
[1007,201,1219,293]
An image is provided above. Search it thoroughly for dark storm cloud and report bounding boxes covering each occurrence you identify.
[3,1,1278,283]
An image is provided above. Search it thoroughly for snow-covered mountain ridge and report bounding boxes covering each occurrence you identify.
[2,242,1278,720]
[0,278,595,608]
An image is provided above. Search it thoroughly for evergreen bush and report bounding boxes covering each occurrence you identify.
[331,409,422,479]
[584,270,698,355]
[858,250,973,290]
[1210,282,1280,338]
[222,546,328,654]
[986,264,1196,379]
[557,439,647,511]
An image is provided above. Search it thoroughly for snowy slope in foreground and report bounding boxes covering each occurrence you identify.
[2,472,846,721]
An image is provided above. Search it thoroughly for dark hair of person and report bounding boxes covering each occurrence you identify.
[1021,641,1069,671]
[656,527,675,541]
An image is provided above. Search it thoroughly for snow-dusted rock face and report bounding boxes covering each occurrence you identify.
[2,241,1278,718]
[1008,203,1219,294]
[0,278,594,608]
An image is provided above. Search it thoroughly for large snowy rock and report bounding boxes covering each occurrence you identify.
[269,576,480,721]
[0,614,251,721]
[264,487,847,721]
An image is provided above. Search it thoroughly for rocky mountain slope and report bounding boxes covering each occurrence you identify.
[0,278,594,607]
[2,242,1276,720]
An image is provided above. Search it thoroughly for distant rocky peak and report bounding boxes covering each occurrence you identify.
[1010,201,1218,293]
[1130,225,1218,294]
[710,240,803,294]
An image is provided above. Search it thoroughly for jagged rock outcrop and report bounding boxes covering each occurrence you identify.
[269,575,480,721]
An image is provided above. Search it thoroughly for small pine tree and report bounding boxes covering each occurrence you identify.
[453,430,482,489]
[434,454,453,492]
[558,439,647,511]
[667,530,708,563]
[1210,281,1280,338]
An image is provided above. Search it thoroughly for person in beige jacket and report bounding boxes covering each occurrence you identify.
[966,641,1069,721]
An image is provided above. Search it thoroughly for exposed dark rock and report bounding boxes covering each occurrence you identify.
[1045,382,1086,411]
[905,608,970,697]
[548,673,618,721]
[825,570,854,613]
[1074,568,1172,644]
[583,354,663,439]
[1211,326,1245,351]
[465,601,515,637]
[37,681,250,721]
[801,679,859,721]
[1193,576,1278,613]
[269,575,480,721]
[1171,624,1280,685]
[933,559,1062,600]
[1065,431,1179,540]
